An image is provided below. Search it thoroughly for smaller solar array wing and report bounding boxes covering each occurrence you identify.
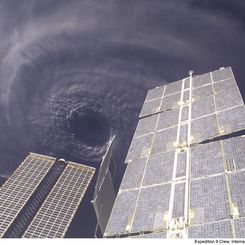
[0,153,54,237]
[93,136,116,235]
[23,162,95,238]
[94,136,115,196]
[106,67,245,238]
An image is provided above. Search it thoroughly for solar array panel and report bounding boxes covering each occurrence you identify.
[105,67,245,238]
[133,231,167,238]
[23,162,95,238]
[3,158,67,238]
[188,220,233,238]
[92,136,116,235]
[0,153,95,238]
[0,153,54,237]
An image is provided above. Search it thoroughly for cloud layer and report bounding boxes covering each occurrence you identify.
[0,0,245,176]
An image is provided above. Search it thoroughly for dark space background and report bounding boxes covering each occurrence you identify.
[0,0,245,238]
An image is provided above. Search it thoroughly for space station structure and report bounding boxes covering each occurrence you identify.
[0,153,95,238]
[104,67,245,238]
[92,136,116,237]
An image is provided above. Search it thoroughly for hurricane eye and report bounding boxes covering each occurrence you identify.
[2,32,162,167]
[67,108,111,146]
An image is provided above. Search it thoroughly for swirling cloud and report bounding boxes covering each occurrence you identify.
[0,0,245,177]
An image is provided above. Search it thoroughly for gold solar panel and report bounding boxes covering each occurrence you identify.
[23,162,95,238]
[0,153,54,237]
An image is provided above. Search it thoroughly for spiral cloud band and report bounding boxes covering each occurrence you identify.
[0,0,245,176]
[0,30,168,173]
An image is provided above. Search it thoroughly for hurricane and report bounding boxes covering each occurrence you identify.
[0,0,245,176]
[0,27,170,175]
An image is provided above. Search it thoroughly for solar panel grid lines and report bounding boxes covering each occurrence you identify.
[192,72,211,88]
[133,70,244,159]
[151,126,178,155]
[133,231,167,238]
[145,85,165,102]
[222,136,245,171]
[172,182,185,219]
[190,141,224,179]
[134,114,158,137]
[139,98,162,118]
[131,183,171,233]
[106,67,245,238]
[0,153,95,238]
[188,217,233,228]
[191,74,217,143]
[45,170,84,238]
[235,218,245,238]
[189,174,231,226]
[141,180,186,190]
[213,78,237,94]
[132,75,245,163]
[228,170,245,218]
[28,152,57,161]
[165,79,183,96]
[106,84,172,237]
[0,156,40,194]
[142,151,174,187]
[210,72,237,238]
[23,166,78,238]
[125,83,167,234]
[188,219,233,238]
[125,133,154,163]
[212,67,233,82]
[215,87,243,112]
[191,104,242,124]
[192,84,214,101]
[190,72,244,141]
[191,94,215,119]
[119,157,147,191]
[157,108,179,131]
[218,105,245,135]
[2,160,68,238]
[144,68,233,101]
[66,160,95,172]
[181,105,189,122]
[186,69,243,238]
[160,92,181,112]
[104,188,140,237]
[0,156,54,237]
[23,163,95,238]
[140,79,194,119]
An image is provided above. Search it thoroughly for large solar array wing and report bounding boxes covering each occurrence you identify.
[105,67,245,238]
[92,136,116,236]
